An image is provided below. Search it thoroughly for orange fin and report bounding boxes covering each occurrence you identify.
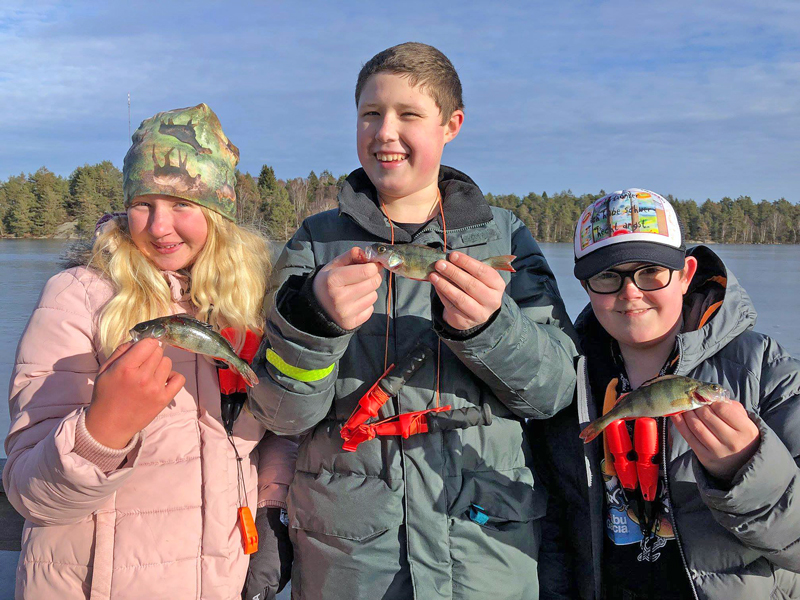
[483,255,516,272]
[580,421,604,443]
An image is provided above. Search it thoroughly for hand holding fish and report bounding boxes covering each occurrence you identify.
[429,252,507,330]
[313,247,384,331]
[85,338,186,449]
[672,401,761,484]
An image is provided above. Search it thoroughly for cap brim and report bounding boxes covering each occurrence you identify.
[574,241,686,280]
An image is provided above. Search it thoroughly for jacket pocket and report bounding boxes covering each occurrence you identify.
[288,469,404,541]
[448,467,547,531]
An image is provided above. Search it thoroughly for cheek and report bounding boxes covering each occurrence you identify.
[126,215,149,251]
[189,218,209,247]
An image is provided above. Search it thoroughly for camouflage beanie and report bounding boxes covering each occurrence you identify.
[123,103,240,221]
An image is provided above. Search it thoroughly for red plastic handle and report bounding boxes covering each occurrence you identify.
[634,418,660,501]
[605,419,638,491]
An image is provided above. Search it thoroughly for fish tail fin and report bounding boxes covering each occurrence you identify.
[240,363,259,387]
[579,421,604,444]
[483,255,516,272]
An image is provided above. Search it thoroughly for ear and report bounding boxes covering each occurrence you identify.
[443,109,464,144]
[679,256,698,294]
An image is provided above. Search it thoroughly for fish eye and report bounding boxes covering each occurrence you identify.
[377,245,387,253]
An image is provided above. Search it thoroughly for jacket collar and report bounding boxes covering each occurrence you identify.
[337,165,495,246]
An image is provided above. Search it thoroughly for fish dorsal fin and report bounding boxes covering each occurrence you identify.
[173,314,214,330]
[641,374,682,387]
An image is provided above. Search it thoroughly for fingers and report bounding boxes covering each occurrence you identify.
[707,400,754,432]
[431,272,483,320]
[153,353,174,386]
[138,340,165,378]
[677,409,720,454]
[163,371,186,400]
[97,341,135,374]
[446,252,506,290]
[433,259,491,301]
[671,413,717,463]
[438,294,474,330]
[327,262,383,287]
[115,338,163,370]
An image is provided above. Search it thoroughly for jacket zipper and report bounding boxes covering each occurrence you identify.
[661,337,699,600]
[576,357,593,490]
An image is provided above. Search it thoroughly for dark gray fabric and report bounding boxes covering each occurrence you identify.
[247,167,577,599]
[241,507,292,600]
[533,245,800,600]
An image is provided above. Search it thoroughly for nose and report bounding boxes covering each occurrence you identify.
[618,275,643,300]
[375,114,399,143]
[148,204,173,238]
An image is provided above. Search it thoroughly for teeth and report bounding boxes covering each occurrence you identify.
[376,153,407,162]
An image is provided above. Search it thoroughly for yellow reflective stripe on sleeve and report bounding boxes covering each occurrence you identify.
[265,349,335,383]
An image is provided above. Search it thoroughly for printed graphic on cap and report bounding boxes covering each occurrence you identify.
[579,190,670,251]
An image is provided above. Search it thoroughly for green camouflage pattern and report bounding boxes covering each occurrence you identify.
[123,103,240,221]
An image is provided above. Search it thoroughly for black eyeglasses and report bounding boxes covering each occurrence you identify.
[585,265,675,294]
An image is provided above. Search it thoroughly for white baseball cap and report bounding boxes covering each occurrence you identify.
[573,189,685,280]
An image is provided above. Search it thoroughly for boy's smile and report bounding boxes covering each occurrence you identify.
[357,72,463,211]
[586,259,697,350]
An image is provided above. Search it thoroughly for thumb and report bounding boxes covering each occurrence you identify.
[324,246,367,270]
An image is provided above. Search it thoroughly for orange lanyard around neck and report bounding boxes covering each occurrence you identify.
[379,190,446,407]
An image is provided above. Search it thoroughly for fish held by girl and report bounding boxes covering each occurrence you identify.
[579,375,731,443]
[130,314,258,386]
[364,243,515,281]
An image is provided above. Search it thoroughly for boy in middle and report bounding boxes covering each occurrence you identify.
[249,42,577,599]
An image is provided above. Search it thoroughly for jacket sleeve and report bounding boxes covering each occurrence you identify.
[434,217,578,419]
[3,270,143,526]
[256,431,298,509]
[247,222,355,435]
[694,341,800,572]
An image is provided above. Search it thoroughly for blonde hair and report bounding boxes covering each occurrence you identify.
[90,209,271,356]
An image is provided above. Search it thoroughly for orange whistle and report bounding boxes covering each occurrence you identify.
[238,506,259,554]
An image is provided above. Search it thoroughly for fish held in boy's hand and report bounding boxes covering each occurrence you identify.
[364,242,515,281]
[579,375,730,443]
[130,314,258,387]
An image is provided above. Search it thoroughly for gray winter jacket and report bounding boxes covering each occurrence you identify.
[532,245,800,600]
[248,167,577,599]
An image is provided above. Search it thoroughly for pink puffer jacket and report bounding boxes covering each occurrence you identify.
[3,266,297,600]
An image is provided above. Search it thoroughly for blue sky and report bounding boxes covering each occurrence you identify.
[1,0,798,202]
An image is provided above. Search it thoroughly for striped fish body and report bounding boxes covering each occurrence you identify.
[130,314,258,387]
[579,375,730,443]
[364,243,515,281]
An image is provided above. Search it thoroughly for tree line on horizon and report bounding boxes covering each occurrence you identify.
[1,162,799,245]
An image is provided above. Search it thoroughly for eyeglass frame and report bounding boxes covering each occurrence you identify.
[584,264,676,294]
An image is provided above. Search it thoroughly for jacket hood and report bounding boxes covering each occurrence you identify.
[678,245,756,371]
[60,239,95,270]
[574,245,757,371]
[337,165,494,243]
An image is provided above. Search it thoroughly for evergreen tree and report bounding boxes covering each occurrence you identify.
[30,167,68,237]
[4,174,36,237]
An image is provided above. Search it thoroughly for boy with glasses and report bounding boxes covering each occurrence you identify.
[532,189,800,599]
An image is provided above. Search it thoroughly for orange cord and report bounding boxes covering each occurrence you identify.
[380,191,446,407]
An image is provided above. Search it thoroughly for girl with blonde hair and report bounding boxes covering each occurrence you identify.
[4,103,295,599]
